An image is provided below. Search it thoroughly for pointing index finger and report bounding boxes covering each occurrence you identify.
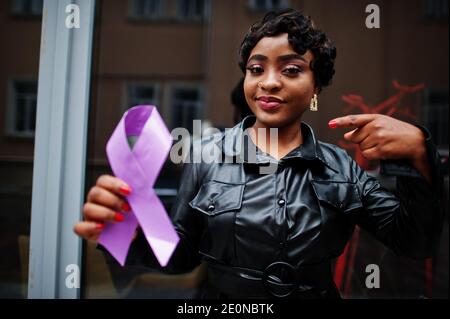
[329,114,378,129]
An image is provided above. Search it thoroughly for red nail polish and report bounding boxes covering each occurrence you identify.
[95,223,105,230]
[121,202,131,212]
[119,185,132,196]
[114,213,125,222]
[328,120,338,129]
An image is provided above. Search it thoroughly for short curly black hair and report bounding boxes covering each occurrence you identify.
[239,9,337,92]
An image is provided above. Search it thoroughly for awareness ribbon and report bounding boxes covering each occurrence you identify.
[98,105,179,267]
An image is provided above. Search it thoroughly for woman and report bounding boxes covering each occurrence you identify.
[74,9,444,298]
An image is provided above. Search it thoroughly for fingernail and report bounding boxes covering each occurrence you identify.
[95,223,105,230]
[328,120,338,129]
[121,202,131,212]
[119,185,132,196]
[114,213,125,222]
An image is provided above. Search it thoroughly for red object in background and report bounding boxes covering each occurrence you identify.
[334,81,434,297]
[334,227,360,298]
[338,80,424,170]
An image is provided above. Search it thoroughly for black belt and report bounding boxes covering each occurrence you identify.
[207,261,338,298]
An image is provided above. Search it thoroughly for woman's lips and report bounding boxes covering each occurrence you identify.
[256,97,284,111]
[257,100,281,110]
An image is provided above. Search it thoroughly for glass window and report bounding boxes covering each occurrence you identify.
[10,0,43,16]
[80,0,448,300]
[130,0,165,20]
[177,0,205,21]
[424,0,449,20]
[171,86,203,133]
[127,82,159,109]
[6,80,37,137]
[0,2,41,298]
[247,0,289,12]
[82,1,207,299]
[422,90,449,147]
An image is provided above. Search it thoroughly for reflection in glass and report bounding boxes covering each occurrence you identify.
[0,1,41,298]
[82,0,448,299]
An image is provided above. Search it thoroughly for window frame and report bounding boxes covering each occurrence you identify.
[28,0,95,298]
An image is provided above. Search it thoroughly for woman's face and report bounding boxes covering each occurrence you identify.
[243,33,316,128]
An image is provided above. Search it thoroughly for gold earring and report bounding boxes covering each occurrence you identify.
[310,94,318,111]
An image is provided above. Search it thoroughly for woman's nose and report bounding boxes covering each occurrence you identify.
[258,73,281,92]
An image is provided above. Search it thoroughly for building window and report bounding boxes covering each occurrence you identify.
[422,90,449,146]
[176,0,206,21]
[7,80,37,137]
[130,0,165,20]
[171,86,203,133]
[127,83,159,109]
[247,0,289,12]
[424,0,449,20]
[10,0,43,16]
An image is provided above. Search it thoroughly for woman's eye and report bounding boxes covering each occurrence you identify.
[283,66,302,76]
[246,66,264,74]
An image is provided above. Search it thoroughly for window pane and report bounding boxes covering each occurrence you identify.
[83,2,206,298]
[172,87,202,133]
[31,0,43,15]
[0,1,41,298]
[11,0,43,16]
[423,90,449,146]
[81,1,448,300]
[179,0,190,17]
[13,81,37,135]
[177,0,205,20]
[425,0,449,19]
[133,0,164,19]
[15,96,26,132]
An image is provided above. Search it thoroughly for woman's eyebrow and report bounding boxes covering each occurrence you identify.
[277,54,307,62]
[247,54,267,63]
[247,53,307,64]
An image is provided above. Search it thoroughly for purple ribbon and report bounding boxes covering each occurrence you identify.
[98,105,179,267]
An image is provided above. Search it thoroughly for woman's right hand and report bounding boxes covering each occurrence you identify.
[73,175,132,242]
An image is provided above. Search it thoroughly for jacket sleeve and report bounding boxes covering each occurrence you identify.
[125,158,204,274]
[350,125,445,259]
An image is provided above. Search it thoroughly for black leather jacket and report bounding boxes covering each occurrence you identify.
[128,115,444,298]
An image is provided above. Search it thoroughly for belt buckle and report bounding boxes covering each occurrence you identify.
[262,261,299,298]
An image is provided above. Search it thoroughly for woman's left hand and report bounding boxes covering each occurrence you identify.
[328,114,426,161]
[329,114,432,183]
